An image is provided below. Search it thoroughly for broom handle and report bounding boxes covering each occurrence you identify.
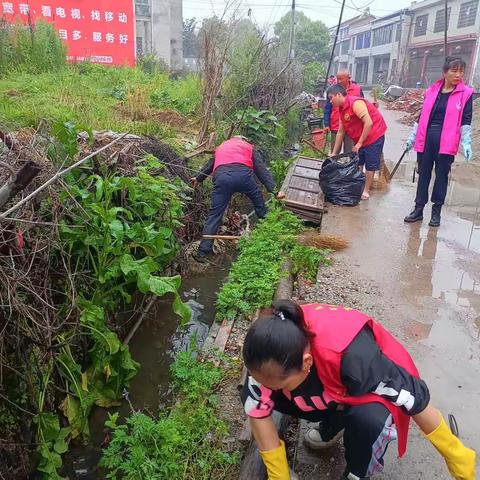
[389,150,408,181]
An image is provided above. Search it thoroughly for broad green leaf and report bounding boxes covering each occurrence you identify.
[109,219,124,241]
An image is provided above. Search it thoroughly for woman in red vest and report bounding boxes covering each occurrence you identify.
[404,57,473,227]
[241,299,476,480]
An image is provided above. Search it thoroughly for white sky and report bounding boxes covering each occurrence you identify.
[183,0,413,30]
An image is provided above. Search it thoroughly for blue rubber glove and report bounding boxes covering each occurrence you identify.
[405,122,418,152]
[461,125,472,162]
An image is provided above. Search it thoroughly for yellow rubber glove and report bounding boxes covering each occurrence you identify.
[260,439,290,480]
[426,415,476,480]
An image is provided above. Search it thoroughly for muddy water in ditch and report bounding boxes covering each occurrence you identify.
[62,259,231,479]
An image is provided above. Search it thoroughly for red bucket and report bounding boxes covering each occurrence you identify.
[311,128,326,150]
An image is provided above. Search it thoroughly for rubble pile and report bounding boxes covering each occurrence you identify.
[386,89,425,125]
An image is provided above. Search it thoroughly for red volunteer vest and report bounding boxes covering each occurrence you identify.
[340,96,387,147]
[301,303,420,457]
[330,81,361,131]
[213,138,254,171]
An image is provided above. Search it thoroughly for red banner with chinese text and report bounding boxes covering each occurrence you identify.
[1,0,135,66]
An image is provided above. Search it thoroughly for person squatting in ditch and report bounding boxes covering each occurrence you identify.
[327,84,387,201]
[404,57,474,227]
[191,136,284,263]
[241,300,476,480]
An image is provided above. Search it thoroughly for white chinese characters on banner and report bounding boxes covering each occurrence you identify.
[91,9,100,21]
[1,1,135,66]
[41,5,52,17]
[2,2,14,14]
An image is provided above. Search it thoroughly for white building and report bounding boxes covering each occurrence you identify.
[405,0,480,87]
[348,10,413,86]
[135,0,183,70]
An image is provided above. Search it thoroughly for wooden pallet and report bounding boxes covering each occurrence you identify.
[280,156,325,225]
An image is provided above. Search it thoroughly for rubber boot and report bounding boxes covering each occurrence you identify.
[404,204,424,223]
[429,204,442,227]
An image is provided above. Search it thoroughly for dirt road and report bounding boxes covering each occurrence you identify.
[295,106,480,478]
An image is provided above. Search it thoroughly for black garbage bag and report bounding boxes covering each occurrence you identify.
[318,154,365,206]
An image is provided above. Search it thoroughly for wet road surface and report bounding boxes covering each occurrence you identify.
[311,106,479,478]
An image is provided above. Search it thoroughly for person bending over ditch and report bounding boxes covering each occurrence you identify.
[191,136,283,263]
[241,299,476,480]
[327,84,387,201]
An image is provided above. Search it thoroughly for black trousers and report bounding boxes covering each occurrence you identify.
[198,166,267,255]
[273,402,395,478]
[415,124,454,207]
[315,404,396,478]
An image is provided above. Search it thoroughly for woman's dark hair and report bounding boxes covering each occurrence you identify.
[443,56,466,73]
[326,84,347,97]
[243,299,314,376]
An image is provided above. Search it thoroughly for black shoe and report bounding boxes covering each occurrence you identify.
[429,204,442,227]
[404,205,424,223]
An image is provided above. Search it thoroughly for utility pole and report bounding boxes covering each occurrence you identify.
[444,0,448,58]
[288,0,296,60]
[323,0,347,92]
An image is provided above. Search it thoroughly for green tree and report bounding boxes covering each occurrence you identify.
[303,61,326,92]
[274,12,330,64]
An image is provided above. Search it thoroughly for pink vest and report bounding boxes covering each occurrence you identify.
[213,138,254,171]
[301,303,420,457]
[415,79,473,156]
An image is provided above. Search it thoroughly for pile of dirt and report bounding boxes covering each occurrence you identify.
[472,97,479,162]
[386,89,425,126]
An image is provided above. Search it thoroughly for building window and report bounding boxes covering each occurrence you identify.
[135,0,150,17]
[340,40,349,55]
[457,0,478,28]
[434,7,451,32]
[339,26,349,40]
[372,24,393,46]
[354,31,370,49]
[395,22,401,42]
[136,36,144,56]
[414,14,429,36]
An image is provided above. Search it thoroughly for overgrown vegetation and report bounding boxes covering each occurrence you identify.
[0,20,66,74]
[216,208,330,320]
[101,348,239,479]
[0,22,201,138]
[0,128,192,477]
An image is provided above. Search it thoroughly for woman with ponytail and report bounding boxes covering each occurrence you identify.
[241,300,476,480]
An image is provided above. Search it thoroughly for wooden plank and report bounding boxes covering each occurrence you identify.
[293,166,322,179]
[213,318,234,352]
[288,176,321,194]
[296,158,324,169]
[286,191,323,211]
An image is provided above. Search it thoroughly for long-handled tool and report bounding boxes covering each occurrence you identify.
[389,149,408,181]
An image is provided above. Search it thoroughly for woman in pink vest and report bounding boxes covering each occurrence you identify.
[404,57,474,227]
[241,299,476,480]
